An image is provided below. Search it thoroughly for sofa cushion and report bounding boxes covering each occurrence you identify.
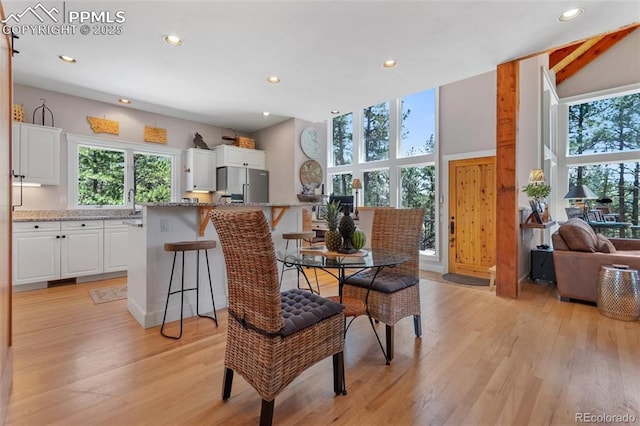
[343,269,418,293]
[558,218,598,252]
[596,234,616,253]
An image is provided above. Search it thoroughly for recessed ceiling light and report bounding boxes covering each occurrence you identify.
[119,98,132,105]
[58,55,76,63]
[559,8,584,22]
[267,76,280,83]
[331,110,340,115]
[262,112,270,116]
[163,35,183,46]
[382,59,398,68]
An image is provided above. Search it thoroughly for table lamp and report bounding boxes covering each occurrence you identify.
[352,178,362,220]
[564,184,597,216]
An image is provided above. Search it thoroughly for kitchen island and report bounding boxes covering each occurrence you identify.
[127,202,308,328]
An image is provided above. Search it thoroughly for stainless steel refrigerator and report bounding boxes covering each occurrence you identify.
[216,167,269,203]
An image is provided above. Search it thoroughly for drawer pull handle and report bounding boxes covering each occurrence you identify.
[81,223,86,227]
[61,235,66,238]
[56,235,60,239]
[34,225,39,229]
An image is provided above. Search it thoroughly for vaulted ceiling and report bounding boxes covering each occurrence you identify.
[5,2,640,132]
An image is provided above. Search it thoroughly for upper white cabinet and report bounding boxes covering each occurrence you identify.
[185,148,217,192]
[215,145,265,170]
[12,122,62,185]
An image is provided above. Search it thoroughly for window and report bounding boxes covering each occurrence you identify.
[401,89,436,157]
[327,88,438,257]
[363,102,389,162]
[363,169,389,207]
[562,90,640,238]
[68,134,180,209]
[331,172,352,195]
[133,152,172,203]
[78,146,125,206]
[332,113,353,166]
[401,165,436,253]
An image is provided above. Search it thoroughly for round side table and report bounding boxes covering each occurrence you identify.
[597,265,640,321]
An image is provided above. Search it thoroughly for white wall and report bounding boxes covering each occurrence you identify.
[13,84,232,210]
[557,29,640,99]
[439,70,496,156]
[255,117,325,204]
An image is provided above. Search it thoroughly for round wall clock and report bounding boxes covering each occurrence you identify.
[299,160,323,187]
[300,127,322,159]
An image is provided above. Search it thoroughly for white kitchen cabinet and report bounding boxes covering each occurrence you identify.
[12,222,61,286]
[60,221,104,278]
[185,148,216,192]
[104,220,129,273]
[12,122,62,185]
[13,220,108,288]
[215,144,266,170]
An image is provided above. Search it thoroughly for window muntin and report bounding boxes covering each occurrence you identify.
[363,102,389,162]
[77,145,125,207]
[401,89,436,157]
[363,169,389,207]
[332,113,353,166]
[401,165,436,253]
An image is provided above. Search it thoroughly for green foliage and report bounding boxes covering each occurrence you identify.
[363,102,390,162]
[78,146,125,206]
[324,200,340,231]
[134,153,171,203]
[332,113,353,166]
[523,183,551,203]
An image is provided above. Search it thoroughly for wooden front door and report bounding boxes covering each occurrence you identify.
[448,156,496,278]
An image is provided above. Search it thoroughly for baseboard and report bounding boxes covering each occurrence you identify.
[76,271,127,283]
[12,281,47,293]
[0,347,13,425]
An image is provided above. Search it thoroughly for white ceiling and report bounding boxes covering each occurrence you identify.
[6,1,640,133]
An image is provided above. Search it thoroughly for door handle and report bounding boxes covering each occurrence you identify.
[450,217,455,234]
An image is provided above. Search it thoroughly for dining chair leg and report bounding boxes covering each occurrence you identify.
[413,315,422,337]
[385,325,394,362]
[333,351,346,395]
[222,367,234,400]
[260,399,275,426]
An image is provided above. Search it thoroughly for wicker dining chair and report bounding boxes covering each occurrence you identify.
[342,208,425,363]
[211,209,346,426]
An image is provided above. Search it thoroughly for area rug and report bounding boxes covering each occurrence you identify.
[89,285,127,304]
[441,273,489,287]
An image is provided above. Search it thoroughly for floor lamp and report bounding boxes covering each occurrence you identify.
[352,178,362,220]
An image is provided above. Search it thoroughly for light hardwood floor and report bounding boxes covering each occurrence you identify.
[6,272,640,425]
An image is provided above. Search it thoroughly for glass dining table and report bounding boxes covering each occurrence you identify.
[277,247,410,366]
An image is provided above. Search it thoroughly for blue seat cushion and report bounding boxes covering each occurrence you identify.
[343,269,418,294]
[280,289,343,337]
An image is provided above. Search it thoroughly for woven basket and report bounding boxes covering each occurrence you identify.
[13,104,25,122]
[235,136,255,149]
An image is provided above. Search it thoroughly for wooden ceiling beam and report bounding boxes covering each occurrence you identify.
[553,25,638,85]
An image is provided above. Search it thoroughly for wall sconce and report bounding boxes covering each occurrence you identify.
[352,178,362,220]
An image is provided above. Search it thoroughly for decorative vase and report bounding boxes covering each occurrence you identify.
[337,211,356,254]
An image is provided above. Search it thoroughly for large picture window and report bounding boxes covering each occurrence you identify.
[563,90,640,238]
[363,102,389,162]
[401,89,436,157]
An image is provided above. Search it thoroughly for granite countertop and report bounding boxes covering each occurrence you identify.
[13,209,142,222]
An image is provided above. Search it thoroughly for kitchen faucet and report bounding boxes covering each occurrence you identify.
[128,188,137,215]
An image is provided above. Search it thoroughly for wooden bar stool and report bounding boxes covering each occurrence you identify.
[161,240,218,339]
[280,231,319,293]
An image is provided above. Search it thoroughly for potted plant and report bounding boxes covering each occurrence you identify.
[324,200,342,251]
[523,182,551,222]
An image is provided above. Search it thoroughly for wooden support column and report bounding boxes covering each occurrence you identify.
[496,61,519,298]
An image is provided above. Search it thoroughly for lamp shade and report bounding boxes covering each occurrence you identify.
[564,185,597,200]
[528,168,545,183]
[352,178,362,190]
